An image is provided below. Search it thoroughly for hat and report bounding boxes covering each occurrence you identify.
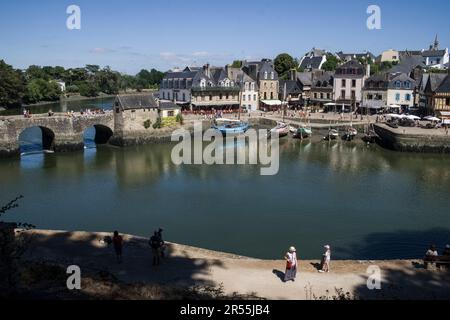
[324,245,330,249]
[446,244,450,249]
[289,246,296,253]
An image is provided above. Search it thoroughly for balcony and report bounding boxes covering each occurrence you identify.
[191,86,241,94]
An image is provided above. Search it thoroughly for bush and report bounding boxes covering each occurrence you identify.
[152,117,162,129]
[176,113,184,125]
[143,119,152,129]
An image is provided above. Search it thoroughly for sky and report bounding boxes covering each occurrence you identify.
[0,0,449,74]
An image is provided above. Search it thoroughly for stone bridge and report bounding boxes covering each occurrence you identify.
[0,112,115,156]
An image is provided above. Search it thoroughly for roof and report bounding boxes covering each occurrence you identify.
[436,74,450,93]
[336,51,376,61]
[296,72,312,86]
[299,56,323,70]
[389,55,425,74]
[334,60,366,78]
[422,49,447,57]
[159,101,180,110]
[116,94,158,110]
[312,71,334,88]
[279,80,301,95]
[429,73,447,91]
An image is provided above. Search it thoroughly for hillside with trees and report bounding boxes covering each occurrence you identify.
[0,60,165,109]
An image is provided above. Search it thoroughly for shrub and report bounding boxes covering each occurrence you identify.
[143,119,152,129]
[152,117,162,129]
[176,113,184,125]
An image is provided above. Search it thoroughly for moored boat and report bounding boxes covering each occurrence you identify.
[294,126,312,139]
[342,127,358,141]
[212,118,249,135]
[325,129,339,140]
[270,122,289,138]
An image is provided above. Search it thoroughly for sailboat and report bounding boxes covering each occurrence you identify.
[342,103,357,141]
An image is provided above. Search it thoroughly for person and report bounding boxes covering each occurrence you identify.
[157,228,166,258]
[284,246,298,282]
[149,231,163,266]
[112,231,123,263]
[426,244,439,257]
[319,245,331,273]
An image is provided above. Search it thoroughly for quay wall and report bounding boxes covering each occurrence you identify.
[374,124,450,153]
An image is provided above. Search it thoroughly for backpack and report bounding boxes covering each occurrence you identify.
[149,236,161,249]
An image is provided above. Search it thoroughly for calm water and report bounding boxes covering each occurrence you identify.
[1,137,450,260]
[0,97,114,116]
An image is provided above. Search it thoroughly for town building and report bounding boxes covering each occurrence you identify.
[279,80,302,108]
[419,73,447,114]
[336,51,376,63]
[298,48,328,71]
[333,60,369,108]
[243,59,280,109]
[379,49,400,63]
[363,72,416,112]
[310,71,334,109]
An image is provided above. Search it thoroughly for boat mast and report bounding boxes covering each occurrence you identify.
[238,85,242,121]
[282,82,287,123]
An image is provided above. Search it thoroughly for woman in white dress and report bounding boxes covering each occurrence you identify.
[319,245,331,273]
[284,246,298,282]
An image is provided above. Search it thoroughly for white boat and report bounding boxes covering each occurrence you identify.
[212,118,249,135]
[270,122,289,137]
[325,129,339,140]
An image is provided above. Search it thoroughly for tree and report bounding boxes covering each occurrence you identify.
[0,60,25,108]
[274,53,297,79]
[230,60,243,68]
[24,79,61,104]
[321,54,340,71]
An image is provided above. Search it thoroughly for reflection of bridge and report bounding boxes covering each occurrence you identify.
[0,112,114,156]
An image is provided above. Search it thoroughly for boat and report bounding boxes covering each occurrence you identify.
[294,126,312,139]
[270,122,289,138]
[325,129,339,140]
[289,125,298,134]
[212,118,249,135]
[342,127,358,141]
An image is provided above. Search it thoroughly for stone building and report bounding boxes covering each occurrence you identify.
[310,71,334,108]
[243,59,280,109]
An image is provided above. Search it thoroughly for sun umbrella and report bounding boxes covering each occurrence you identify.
[387,114,402,119]
[406,115,421,120]
[423,116,441,122]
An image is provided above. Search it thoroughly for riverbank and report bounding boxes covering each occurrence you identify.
[20,230,450,300]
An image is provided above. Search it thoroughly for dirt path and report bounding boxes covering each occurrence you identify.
[23,230,450,300]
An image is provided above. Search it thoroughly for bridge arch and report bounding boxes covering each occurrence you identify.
[18,126,56,153]
[83,124,114,146]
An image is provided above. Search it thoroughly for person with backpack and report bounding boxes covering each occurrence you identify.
[149,231,163,266]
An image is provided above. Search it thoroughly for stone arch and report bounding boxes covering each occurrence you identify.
[84,124,113,145]
[18,126,56,152]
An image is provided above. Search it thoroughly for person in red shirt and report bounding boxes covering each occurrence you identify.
[112,231,123,263]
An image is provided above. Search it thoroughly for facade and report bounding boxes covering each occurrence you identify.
[310,71,334,108]
[434,73,450,115]
[421,73,448,114]
[159,66,199,106]
[363,73,416,110]
[279,80,302,107]
[333,60,369,107]
[379,49,400,63]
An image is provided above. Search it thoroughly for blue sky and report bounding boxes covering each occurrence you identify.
[0,0,449,74]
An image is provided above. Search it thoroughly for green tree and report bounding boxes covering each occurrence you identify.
[24,79,61,104]
[230,60,243,68]
[321,54,340,71]
[274,53,297,79]
[0,60,25,108]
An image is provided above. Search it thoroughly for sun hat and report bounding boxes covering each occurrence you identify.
[289,246,296,252]
[324,245,330,249]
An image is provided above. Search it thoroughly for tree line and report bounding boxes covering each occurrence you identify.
[0,60,165,109]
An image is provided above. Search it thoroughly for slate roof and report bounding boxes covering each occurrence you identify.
[312,71,334,88]
[299,56,323,70]
[336,51,376,61]
[334,60,366,78]
[422,50,447,57]
[364,72,416,90]
[435,74,450,93]
[389,55,425,74]
[296,72,312,86]
[279,80,301,96]
[116,94,158,110]
[159,101,180,110]
[428,73,447,92]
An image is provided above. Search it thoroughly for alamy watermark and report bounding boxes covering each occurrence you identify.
[367,5,381,30]
[366,265,382,290]
[66,5,81,30]
[66,265,81,290]
[171,122,280,176]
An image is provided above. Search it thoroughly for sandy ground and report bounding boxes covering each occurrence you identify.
[23,230,450,300]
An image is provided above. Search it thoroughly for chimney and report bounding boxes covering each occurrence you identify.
[203,63,210,78]
[290,69,296,81]
[366,63,371,77]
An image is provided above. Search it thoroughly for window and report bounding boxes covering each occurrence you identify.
[264,92,267,100]
[264,71,268,79]
[270,92,274,99]
[248,94,251,101]
[341,90,346,99]
[405,94,411,101]
[168,92,171,100]
[446,98,450,105]
[342,79,346,87]
[251,83,255,91]
[351,91,356,99]
[395,81,401,88]
[168,111,174,117]
[320,93,324,99]
[395,93,400,101]
[202,96,205,101]
[162,92,166,99]
[182,93,186,101]
[245,82,249,90]
[405,82,411,89]
[253,94,257,101]
[115,107,120,114]
[352,79,356,88]
[131,110,136,120]
[243,94,246,101]
[271,72,274,80]
[219,94,223,100]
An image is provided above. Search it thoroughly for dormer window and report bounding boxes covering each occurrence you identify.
[271,72,274,80]
[395,81,401,88]
[264,71,268,79]
[200,79,206,88]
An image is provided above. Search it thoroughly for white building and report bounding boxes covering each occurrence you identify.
[333,60,369,107]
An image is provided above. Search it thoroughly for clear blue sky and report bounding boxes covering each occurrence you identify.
[0,0,448,74]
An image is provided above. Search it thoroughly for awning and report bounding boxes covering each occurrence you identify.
[261,100,284,106]
[388,104,402,109]
[438,111,450,118]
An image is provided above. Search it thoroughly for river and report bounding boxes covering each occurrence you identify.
[1,136,450,260]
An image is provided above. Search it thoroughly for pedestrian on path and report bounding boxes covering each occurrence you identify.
[112,231,123,263]
[284,246,298,282]
[149,231,163,266]
[319,245,331,273]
